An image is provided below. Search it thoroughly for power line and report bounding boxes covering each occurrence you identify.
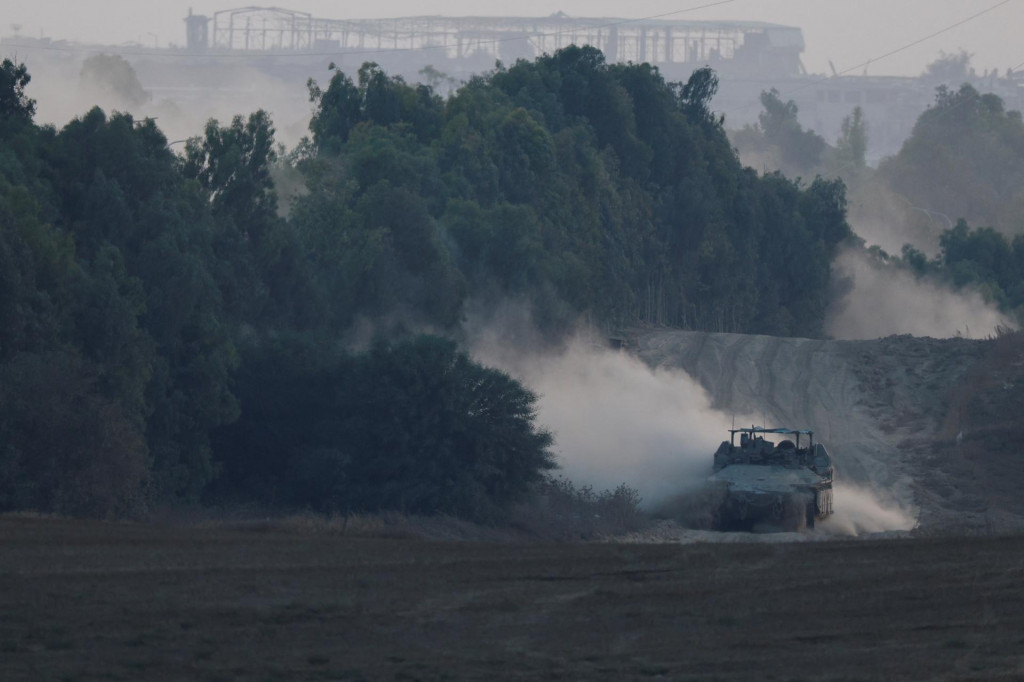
[3,2,736,61]
[728,0,1017,180]
[835,0,1010,79]
[820,54,1024,182]
[779,0,1014,100]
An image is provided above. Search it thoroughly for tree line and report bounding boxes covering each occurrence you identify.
[730,60,1024,323]
[0,50,855,519]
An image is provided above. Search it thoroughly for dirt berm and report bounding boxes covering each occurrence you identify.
[625,329,1024,533]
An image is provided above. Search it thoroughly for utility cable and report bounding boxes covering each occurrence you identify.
[718,0,1017,181]
[817,0,1010,84]
[748,0,1015,107]
[819,52,1024,181]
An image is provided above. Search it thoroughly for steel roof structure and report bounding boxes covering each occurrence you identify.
[191,7,803,71]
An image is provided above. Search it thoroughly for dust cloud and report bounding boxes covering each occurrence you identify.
[466,305,919,536]
[21,55,312,150]
[823,483,917,536]
[465,307,739,508]
[846,182,944,258]
[826,247,1013,340]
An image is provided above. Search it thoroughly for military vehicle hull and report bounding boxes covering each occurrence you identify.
[710,428,834,532]
[713,465,833,530]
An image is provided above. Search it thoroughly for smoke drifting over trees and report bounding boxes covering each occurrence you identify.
[729,61,1024,340]
[2,42,1022,522]
[825,248,1012,340]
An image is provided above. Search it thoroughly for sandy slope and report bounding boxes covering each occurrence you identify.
[627,330,992,531]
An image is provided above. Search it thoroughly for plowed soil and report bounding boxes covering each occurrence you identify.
[3,516,1024,681]
[5,331,1024,681]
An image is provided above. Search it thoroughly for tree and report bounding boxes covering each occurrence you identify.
[0,59,35,123]
[731,89,827,177]
[336,336,557,519]
[677,66,721,126]
[836,106,868,169]
[0,350,149,518]
[183,110,278,236]
[49,108,240,501]
[211,335,556,520]
[307,67,362,151]
[923,50,972,85]
[879,84,1024,233]
[759,89,826,172]
[79,54,151,110]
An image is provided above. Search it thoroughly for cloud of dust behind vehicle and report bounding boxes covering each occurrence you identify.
[822,483,917,535]
[826,247,1013,340]
[466,302,920,536]
[465,303,738,508]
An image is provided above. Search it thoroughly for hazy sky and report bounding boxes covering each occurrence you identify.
[4,0,1022,77]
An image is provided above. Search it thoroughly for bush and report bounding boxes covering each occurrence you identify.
[211,334,555,521]
[510,475,649,540]
[0,351,150,518]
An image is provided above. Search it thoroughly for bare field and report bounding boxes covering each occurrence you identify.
[2,517,1023,681]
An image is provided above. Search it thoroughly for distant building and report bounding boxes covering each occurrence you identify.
[3,7,1022,163]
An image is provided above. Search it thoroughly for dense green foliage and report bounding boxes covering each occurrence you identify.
[889,220,1024,320]
[211,335,554,520]
[0,51,856,518]
[300,50,851,335]
[874,84,1024,320]
[730,89,829,178]
[879,83,1024,234]
[835,106,868,172]
[729,69,1024,324]
[0,58,556,519]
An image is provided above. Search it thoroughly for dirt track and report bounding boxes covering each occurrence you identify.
[628,331,993,531]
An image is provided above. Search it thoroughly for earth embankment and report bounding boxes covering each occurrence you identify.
[626,330,1011,532]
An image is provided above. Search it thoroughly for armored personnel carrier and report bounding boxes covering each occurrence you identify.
[711,427,833,530]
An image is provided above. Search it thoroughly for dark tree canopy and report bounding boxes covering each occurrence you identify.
[0,52,859,519]
[211,335,554,520]
[0,59,35,124]
[677,66,721,126]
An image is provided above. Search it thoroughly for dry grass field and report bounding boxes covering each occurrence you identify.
[2,515,1024,681]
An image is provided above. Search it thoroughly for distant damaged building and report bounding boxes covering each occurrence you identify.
[4,6,1022,162]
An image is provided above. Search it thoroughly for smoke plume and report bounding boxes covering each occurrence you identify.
[21,53,312,150]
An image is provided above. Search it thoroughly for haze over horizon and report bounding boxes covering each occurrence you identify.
[4,0,1021,78]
